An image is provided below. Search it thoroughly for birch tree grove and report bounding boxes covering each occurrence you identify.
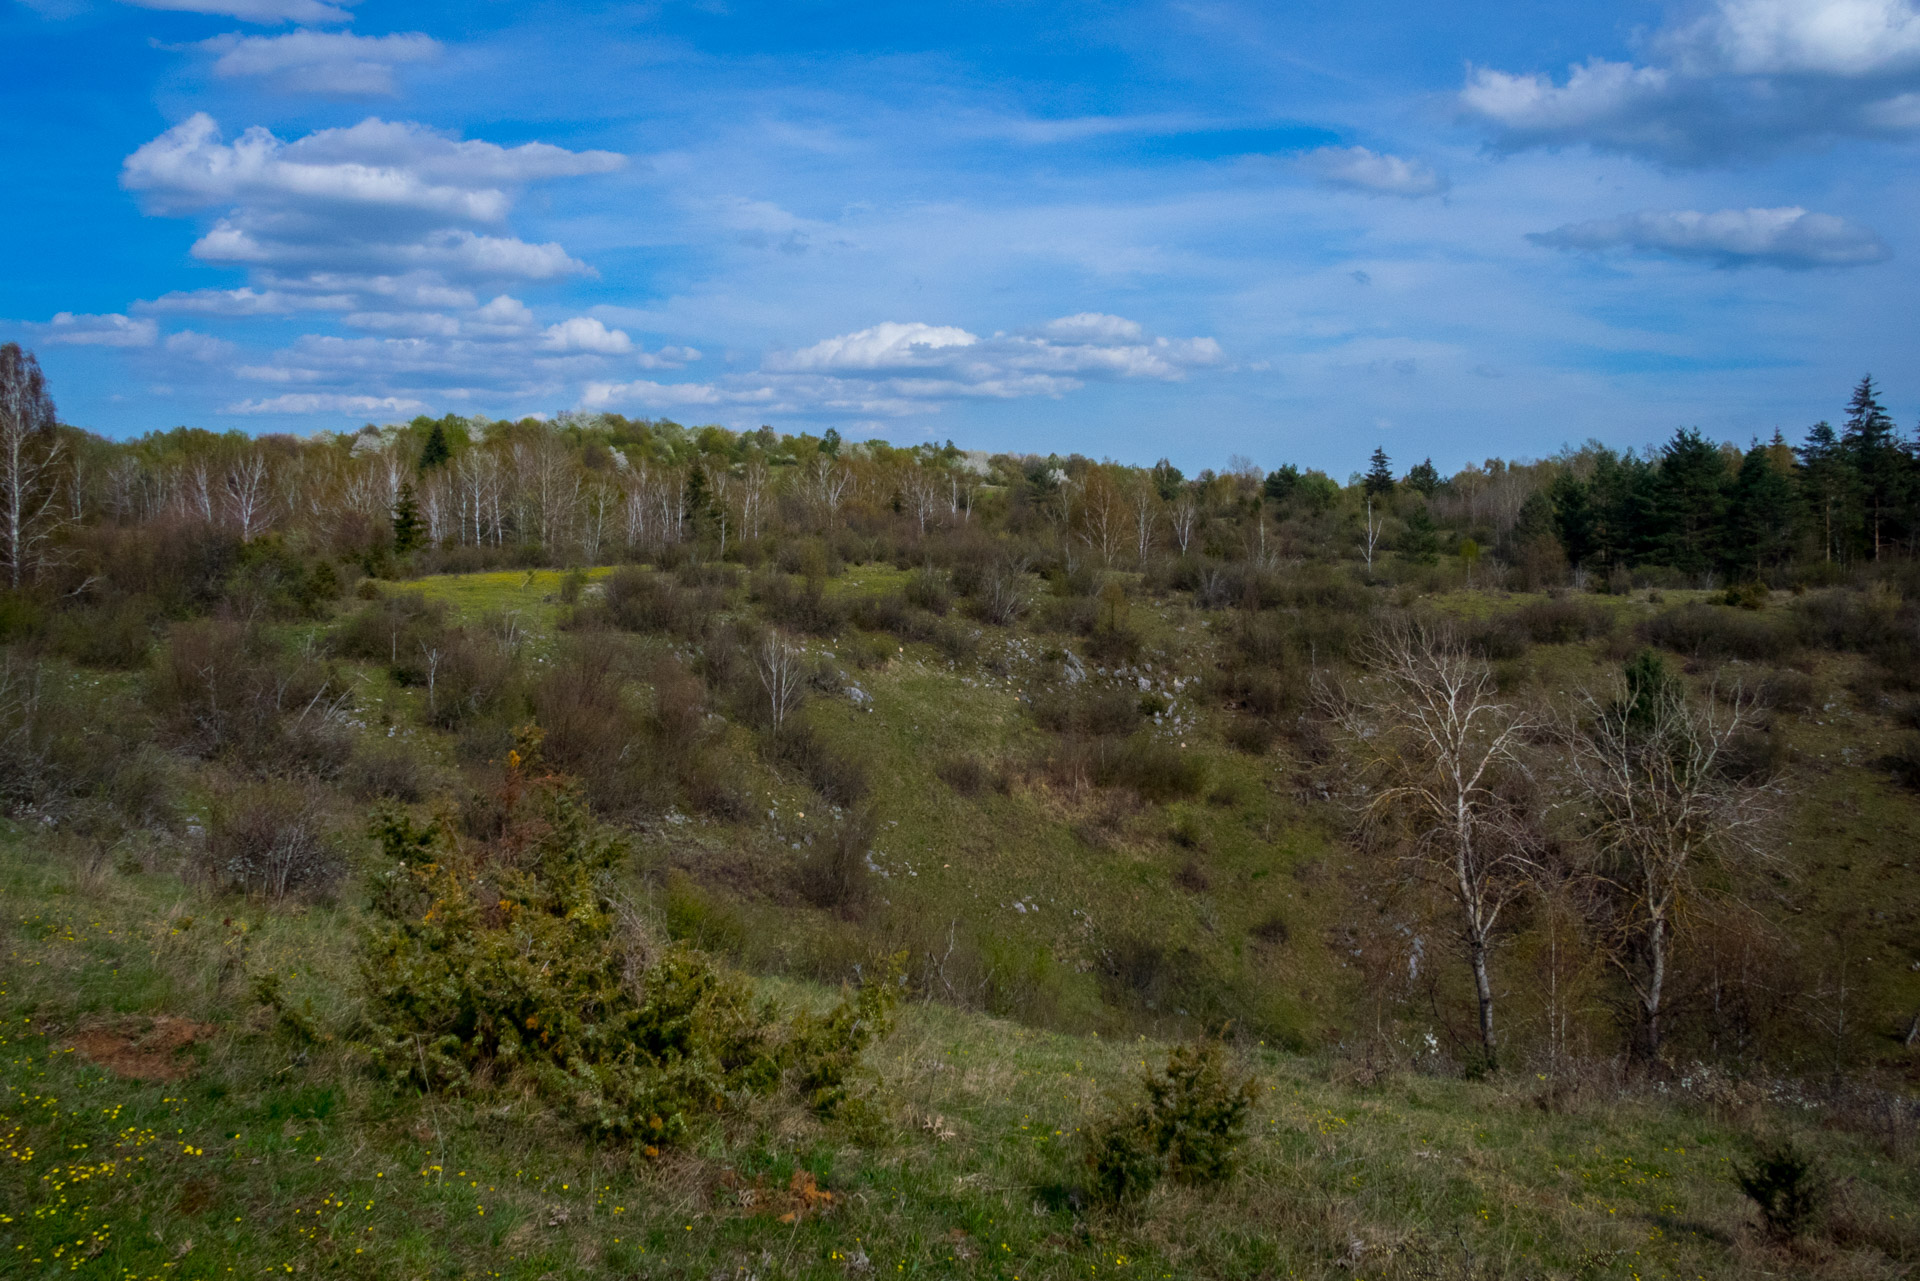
[0,345,66,588]
[1565,669,1778,1061]
[1329,624,1538,1069]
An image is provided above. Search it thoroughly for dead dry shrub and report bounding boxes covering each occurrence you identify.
[768,721,870,806]
[344,737,434,803]
[151,618,352,777]
[936,753,994,796]
[793,807,875,916]
[200,783,340,901]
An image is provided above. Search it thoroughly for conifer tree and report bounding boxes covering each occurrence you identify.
[1841,375,1902,558]
[1404,458,1440,496]
[1262,463,1300,504]
[1548,471,1595,570]
[392,481,424,554]
[417,418,452,472]
[1722,442,1798,579]
[1795,420,1848,564]
[1363,446,1394,497]
[1652,429,1728,578]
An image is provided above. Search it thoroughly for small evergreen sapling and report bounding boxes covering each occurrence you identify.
[1085,1040,1257,1207]
[1734,1139,1829,1242]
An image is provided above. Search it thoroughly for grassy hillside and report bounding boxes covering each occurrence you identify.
[4,842,1917,1281]
[375,565,1920,1073]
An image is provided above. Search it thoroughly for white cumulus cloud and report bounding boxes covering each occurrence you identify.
[1529,206,1892,267]
[164,329,235,360]
[136,285,354,314]
[1300,145,1449,196]
[770,321,979,372]
[119,113,616,319]
[226,393,429,415]
[42,312,159,347]
[118,0,355,25]
[1461,0,1920,162]
[1664,0,1920,76]
[199,30,440,96]
[343,311,462,337]
[1043,313,1143,342]
[124,113,616,219]
[541,316,632,354]
[587,313,1224,419]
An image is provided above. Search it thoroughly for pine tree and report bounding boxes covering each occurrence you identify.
[1150,458,1185,501]
[1363,447,1394,497]
[1398,502,1440,564]
[1403,458,1441,496]
[418,419,452,472]
[1261,463,1300,504]
[1548,471,1595,569]
[1795,420,1849,564]
[1841,375,1901,558]
[1651,429,1728,578]
[1722,442,1798,580]
[392,481,424,554]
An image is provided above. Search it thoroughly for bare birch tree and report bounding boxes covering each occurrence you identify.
[1078,470,1124,568]
[756,632,805,730]
[1170,494,1197,556]
[225,451,275,542]
[1327,623,1537,1068]
[0,345,67,588]
[1131,482,1159,565]
[1563,666,1778,1060]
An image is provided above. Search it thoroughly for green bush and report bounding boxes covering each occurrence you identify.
[1734,1140,1829,1241]
[357,757,894,1146]
[1085,1040,1257,1207]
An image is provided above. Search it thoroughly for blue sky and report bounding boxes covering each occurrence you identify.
[3,0,1916,472]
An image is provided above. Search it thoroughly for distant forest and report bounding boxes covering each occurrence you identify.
[0,343,1914,612]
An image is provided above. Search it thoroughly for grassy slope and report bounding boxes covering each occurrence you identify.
[5,570,1918,1278]
[3,848,1916,1281]
[392,569,1920,1061]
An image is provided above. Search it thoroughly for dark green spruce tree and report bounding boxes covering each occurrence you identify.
[392,482,425,554]
[1363,446,1394,497]
[1403,458,1441,496]
[1399,501,1440,564]
[1840,375,1903,559]
[417,418,453,472]
[1651,429,1729,578]
[1796,420,1850,565]
[1722,439,1798,581]
[1262,463,1300,504]
[1548,471,1596,570]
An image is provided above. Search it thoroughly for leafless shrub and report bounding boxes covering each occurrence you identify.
[151,618,353,776]
[344,737,433,803]
[978,558,1029,626]
[199,784,339,901]
[794,807,875,916]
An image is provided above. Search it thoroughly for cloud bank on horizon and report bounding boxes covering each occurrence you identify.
[1,0,1914,471]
